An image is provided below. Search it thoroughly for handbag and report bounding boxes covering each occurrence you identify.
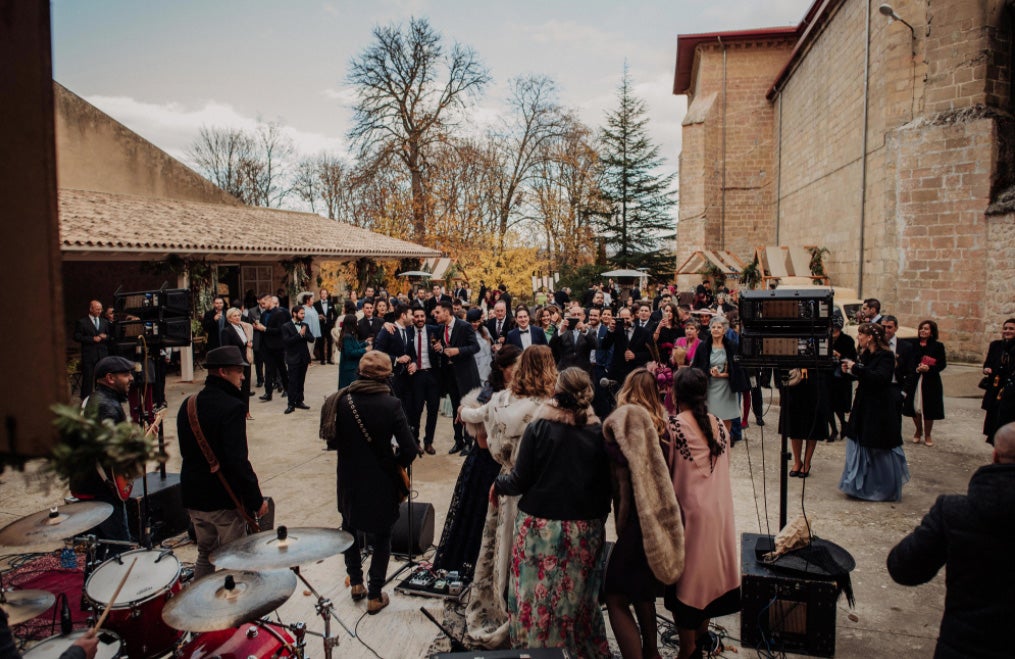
[345,394,410,503]
[785,368,806,387]
[186,396,262,533]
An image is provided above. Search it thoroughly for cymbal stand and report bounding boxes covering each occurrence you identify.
[290,566,356,659]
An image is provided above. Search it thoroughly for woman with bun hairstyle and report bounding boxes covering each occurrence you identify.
[493,367,611,657]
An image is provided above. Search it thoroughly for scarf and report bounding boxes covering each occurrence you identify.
[319,378,392,445]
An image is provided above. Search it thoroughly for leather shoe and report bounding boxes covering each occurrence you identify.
[259,394,272,402]
[281,391,287,398]
[295,403,311,410]
[416,443,424,456]
[284,406,295,414]
[255,381,264,388]
[367,592,389,615]
[350,583,367,601]
[248,391,255,396]
[448,444,462,455]
[425,445,436,455]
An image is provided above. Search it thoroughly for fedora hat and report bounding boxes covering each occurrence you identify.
[204,346,249,368]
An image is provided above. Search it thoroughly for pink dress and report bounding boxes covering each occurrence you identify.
[675,337,700,364]
[664,411,740,615]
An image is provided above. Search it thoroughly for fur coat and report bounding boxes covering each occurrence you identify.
[603,404,686,585]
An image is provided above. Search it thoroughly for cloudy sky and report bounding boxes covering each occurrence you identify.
[52,0,812,182]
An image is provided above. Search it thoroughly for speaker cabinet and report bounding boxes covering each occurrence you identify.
[740,533,839,657]
[392,501,435,555]
[125,472,190,543]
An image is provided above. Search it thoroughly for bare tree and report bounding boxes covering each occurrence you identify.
[188,121,294,208]
[346,16,490,241]
[293,152,352,220]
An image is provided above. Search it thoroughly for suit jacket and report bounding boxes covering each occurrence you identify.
[550,327,593,371]
[220,322,254,364]
[314,299,339,333]
[374,324,415,389]
[424,294,452,318]
[893,338,916,389]
[262,308,287,351]
[282,320,313,365]
[433,319,481,392]
[202,309,226,350]
[504,326,549,350]
[485,316,515,343]
[601,324,653,383]
[74,315,111,362]
[588,324,614,372]
[247,306,264,351]
[358,316,384,341]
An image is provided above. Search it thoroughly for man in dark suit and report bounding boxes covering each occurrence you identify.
[255,296,289,402]
[407,307,442,454]
[504,308,548,350]
[587,308,616,419]
[485,300,514,348]
[882,315,914,409]
[373,303,416,427]
[313,288,339,365]
[74,299,112,398]
[549,309,593,371]
[424,284,452,320]
[358,298,384,341]
[452,283,469,304]
[248,294,267,387]
[602,306,653,389]
[282,306,313,414]
[433,300,481,454]
[201,296,227,350]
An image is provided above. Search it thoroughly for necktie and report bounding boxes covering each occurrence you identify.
[400,328,406,345]
[497,319,502,335]
[445,324,450,344]
[93,317,99,330]
[417,332,423,369]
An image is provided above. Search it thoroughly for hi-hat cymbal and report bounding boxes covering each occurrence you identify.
[0,589,56,625]
[161,570,296,632]
[0,502,114,549]
[210,526,354,571]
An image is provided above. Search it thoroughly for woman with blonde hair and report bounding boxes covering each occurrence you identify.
[603,368,685,658]
[494,367,611,657]
[461,345,556,648]
[220,307,255,419]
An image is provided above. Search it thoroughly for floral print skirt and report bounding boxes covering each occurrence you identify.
[508,512,609,658]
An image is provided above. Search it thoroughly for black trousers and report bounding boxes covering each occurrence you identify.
[441,369,466,445]
[263,348,289,395]
[410,369,441,446]
[253,347,265,385]
[287,360,307,406]
[592,364,614,420]
[315,332,334,364]
[342,524,391,599]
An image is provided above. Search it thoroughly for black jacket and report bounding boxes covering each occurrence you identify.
[495,416,611,521]
[601,324,653,384]
[550,327,593,371]
[690,336,750,394]
[177,376,263,513]
[358,316,384,341]
[845,348,902,449]
[262,308,287,351]
[434,319,481,392]
[73,315,111,362]
[202,309,225,350]
[70,384,127,498]
[313,298,339,333]
[485,316,515,342]
[282,320,313,366]
[887,464,1015,659]
[334,387,417,534]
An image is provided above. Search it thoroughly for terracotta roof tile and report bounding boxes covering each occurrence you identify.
[58,189,441,260]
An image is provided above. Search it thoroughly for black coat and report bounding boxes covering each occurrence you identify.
[601,324,653,384]
[202,309,226,350]
[485,316,515,342]
[828,332,857,414]
[70,384,127,498]
[550,327,593,371]
[261,308,287,351]
[887,463,1015,659]
[177,376,263,513]
[690,336,750,394]
[433,319,481,392]
[73,315,111,362]
[282,320,313,366]
[334,387,417,534]
[845,348,902,449]
[902,340,947,419]
[357,316,384,341]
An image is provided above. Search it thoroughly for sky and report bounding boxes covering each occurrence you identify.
[51,0,813,190]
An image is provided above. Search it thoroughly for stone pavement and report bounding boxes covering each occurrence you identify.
[0,361,994,657]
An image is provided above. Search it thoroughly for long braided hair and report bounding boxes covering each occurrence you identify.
[673,366,723,461]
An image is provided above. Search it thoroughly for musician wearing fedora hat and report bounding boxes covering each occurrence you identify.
[177,346,269,579]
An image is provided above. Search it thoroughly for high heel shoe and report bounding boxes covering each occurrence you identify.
[923,436,934,446]
[912,434,923,444]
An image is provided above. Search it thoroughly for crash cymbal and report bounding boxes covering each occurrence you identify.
[0,502,114,549]
[0,589,56,625]
[161,570,296,632]
[210,526,354,571]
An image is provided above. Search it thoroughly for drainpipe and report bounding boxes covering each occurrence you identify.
[858,0,872,295]
[718,35,728,251]
[776,95,783,244]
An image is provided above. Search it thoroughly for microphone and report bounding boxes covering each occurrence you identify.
[599,377,618,389]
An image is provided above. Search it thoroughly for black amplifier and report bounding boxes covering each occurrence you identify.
[740,533,839,657]
[739,289,834,328]
[114,287,191,316]
[737,331,837,369]
[114,318,191,347]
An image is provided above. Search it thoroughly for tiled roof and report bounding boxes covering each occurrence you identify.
[58,188,441,260]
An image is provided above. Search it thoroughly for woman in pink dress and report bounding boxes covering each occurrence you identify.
[673,321,701,366]
[663,367,740,659]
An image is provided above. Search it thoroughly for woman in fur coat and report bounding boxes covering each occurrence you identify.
[603,368,686,659]
[459,345,556,649]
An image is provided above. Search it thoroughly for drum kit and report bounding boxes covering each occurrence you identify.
[0,501,356,659]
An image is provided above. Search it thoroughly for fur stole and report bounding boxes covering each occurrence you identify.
[460,386,487,438]
[603,404,685,585]
[532,399,600,426]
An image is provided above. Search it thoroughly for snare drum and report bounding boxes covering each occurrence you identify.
[176,622,296,658]
[85,548,182,658]
[24,630,123,659]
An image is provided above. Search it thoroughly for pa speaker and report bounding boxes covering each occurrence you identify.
[125,472,190,543]
[392,501,435,555]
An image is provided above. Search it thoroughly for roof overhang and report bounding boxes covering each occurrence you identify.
[673,26,799,96]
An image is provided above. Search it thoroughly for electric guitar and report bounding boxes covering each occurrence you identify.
[110,408,167,501]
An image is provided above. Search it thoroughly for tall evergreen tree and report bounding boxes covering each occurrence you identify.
[598,67,676,268]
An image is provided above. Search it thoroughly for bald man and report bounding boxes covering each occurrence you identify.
[887,422,1015,659]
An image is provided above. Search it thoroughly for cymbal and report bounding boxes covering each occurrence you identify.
[0,589,56,625]
[161,570,296,632]
[210,526,354,571]
[0,502,114,549]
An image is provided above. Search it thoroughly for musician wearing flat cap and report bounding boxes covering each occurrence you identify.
[177,346,269,579]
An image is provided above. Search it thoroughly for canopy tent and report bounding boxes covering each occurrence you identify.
[675,250,746,279]
[752,245,827,287]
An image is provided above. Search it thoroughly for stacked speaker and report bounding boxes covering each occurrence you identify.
[737,288,837,370]
[112,287,192,348]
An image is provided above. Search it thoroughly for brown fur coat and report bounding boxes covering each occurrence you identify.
[603,404,685,584]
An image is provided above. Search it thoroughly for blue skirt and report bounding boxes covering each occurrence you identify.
[839,437,910,502]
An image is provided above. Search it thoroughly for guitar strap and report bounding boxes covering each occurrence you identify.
[186,395,259,532]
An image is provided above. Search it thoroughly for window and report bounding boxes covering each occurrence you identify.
[241,265,274,299]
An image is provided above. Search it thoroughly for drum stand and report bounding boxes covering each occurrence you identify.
[290,567,356,659]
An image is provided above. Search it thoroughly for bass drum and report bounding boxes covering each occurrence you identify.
[84,548,182,658]
[24,631,122,659]
[177,622,296,659]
